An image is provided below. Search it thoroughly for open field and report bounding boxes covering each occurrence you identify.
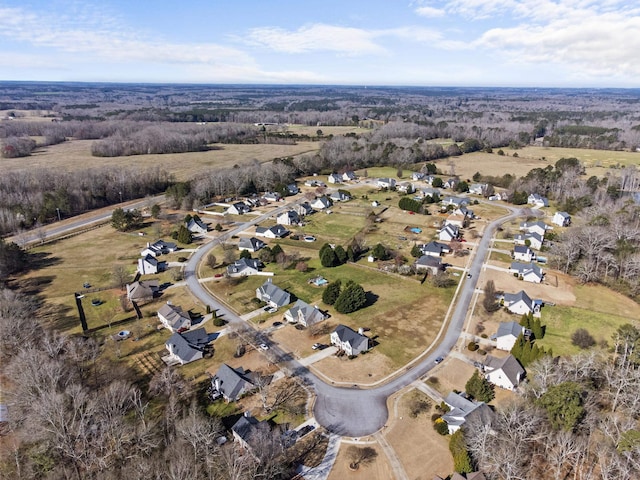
[501,145,640,170]
[285,124,370,136]
[385,389,453,479]
[327,443,392,480]
[3,139,320,180]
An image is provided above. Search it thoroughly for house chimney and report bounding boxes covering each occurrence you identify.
[244,411,251,418]
[358,327,364,335]
[215,378,221,391]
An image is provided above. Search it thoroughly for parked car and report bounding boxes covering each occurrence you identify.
[263,306,277,313]
[312,343,322,350]
[298,425,315,437]
[259,343,269,351]
[83,282,91,288]
[434,356,444,364]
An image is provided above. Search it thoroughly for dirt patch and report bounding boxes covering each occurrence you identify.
[327,443,392,480]
[312,351,395,385]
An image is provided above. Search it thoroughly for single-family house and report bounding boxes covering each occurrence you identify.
[552,211,571,227]
[424,175,436,186]
[140,239,178,257]
[469,183,487,196]
[238,237,266,252]
[442,392,494,434]
[210,364,256,402]
[327,173,342,184]
[483,354,525,391]
[186,217,208,234]
[528,193,549,207]
[501,290,538,315]
[513,245,535,262]
[439,224,460,242]
[510,262,544,283]
[342,171,357,182]
[441,196,469,207]
[397,182,415,194]
[277,210,301,226]
[330,324,369,356]
[454,206,475,219]
[256,279,291,308]
[417,187,441,199]
[411,172,425,181]
[263,192,282,202]
[519,221,551,237]
[227,258,264,277]
[126,280,159,301]
[491,321,527,351]
[294,202,314,217]
[227,202,251,215]
[445,213,467,229]
[513,232,544,250]
[164,328,209,365]
[158,303,192,332]
[330,191,351,202]
[444,177,460,189]
[231,414,269,451]
[304,179,326,188]
[255,224,289,239]
[284,300,327,327]
[310,196,332,210]
[286,183,299,195]
[137,254,166,275]
[377,178,396,189]
[420,241,451,257]
[415,255,444,275]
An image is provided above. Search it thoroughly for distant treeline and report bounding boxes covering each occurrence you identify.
[0,166,172,234]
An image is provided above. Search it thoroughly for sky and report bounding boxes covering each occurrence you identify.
[0,0,639,87]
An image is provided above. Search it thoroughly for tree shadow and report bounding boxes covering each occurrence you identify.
[364,291,379,307]
[28,251,62,269]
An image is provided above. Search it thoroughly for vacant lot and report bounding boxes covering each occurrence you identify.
[4,139,320,179]
[327,443,392,480]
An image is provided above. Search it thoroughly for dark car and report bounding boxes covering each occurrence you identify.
[434,356,444,364]
[83,282,91,288]
[298,425,315,437]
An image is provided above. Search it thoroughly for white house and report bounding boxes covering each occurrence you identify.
[483,355,525,391]
[491,321,526,351]
[164,328,209,365]
[552,211,571,227]
[158,303,192,332]
[416,187,441,199]
[469,183,487,195]
[513,232,544,250]
[501,290,537,315]
[439,224,460,242]
[256,279,291,308]
[227,202,251,215]
[420,241,451,257]
[513,245,535,262]
[329,191,351,202]
[411,172,425,181]
[276,210,301,226]
[442,392,493,434]
[263,192,282,202]
[528,193,549,208]
[327,173,342,184]
[186,217,208,234]
[138,254,166,275]
[342,171,357,182]
[376,178,396,189]
[310,196,332,210]
[441,196,469,207]
[330,324,369,356]
[255,225,289,239]
[284,300,327,327]
[510,262,544,283]
[444,177,460,189]
[238,237,266,252]
[226,258,264,278]
[415,255,444,275]
[293,202,314,217]
[519,221,551,237]
[445,213,467,229]
[397,181,414,194]
[140,239,178,257]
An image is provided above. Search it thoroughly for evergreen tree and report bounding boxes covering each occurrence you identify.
[346,245,356,262]
[411,244,422,258]
[532,318,544,340]
[520,312,532,329]
[372,243,388,260]
[334,281,367,314]
[184,213,193,224]
[536,382,585,431]
[258,246,273,263]
[322,279,342,305]
[449,430,473,474]
[239,249,252,260]
[465,370,495,403]
[271,244,284,258]
[151,204,161,218]
[320,244,338,267]
[176,225,193,244]
[334,245,347,265]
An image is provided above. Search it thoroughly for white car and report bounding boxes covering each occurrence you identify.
[259,343,269,351]
[312,343,322,350]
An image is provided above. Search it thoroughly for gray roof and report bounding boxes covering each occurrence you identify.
[142,254,159,266]
[181,328,209,347]
[227,257,262,275]
[421,241,449,255]
[212,364,255,401]
[268,225,289,236]
[158,303,191,330]
[484,354,525,386]
[187,217,208,232]
[510,262,543,278]
[494,321,524,339]
[285,299,326,326]
[443,392,493,428]
[165,329,207,363]
[232,415,264,443]
[556,211,571,218]
[333,324,369,352]
[502,290,533,308]
[415,255,443,268]
[126,280,159,300]
[238,237,265,251]
[513,245,531,254]
[278,210,301,222]
[256,280,291,307]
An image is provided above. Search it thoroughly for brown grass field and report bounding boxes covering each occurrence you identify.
[327,443,392,480]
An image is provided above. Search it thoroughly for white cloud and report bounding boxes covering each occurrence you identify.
[245,24,386,55]
[415,6,446,17]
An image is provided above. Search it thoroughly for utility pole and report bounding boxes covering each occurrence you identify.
[119,191,123,203]
[56,207,61,221]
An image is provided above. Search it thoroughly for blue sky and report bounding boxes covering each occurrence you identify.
[0,0,638,87]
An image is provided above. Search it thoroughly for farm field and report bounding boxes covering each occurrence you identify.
[3,138,320,180]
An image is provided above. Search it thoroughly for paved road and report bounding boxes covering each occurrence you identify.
[184,200,523,437]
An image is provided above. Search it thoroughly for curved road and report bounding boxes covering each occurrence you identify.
[185,200,524,437]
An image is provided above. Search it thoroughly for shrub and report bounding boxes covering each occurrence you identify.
[433,418,449,435]
[571,328,596,349]
[213,317,225,327]
[468,341,479,351]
